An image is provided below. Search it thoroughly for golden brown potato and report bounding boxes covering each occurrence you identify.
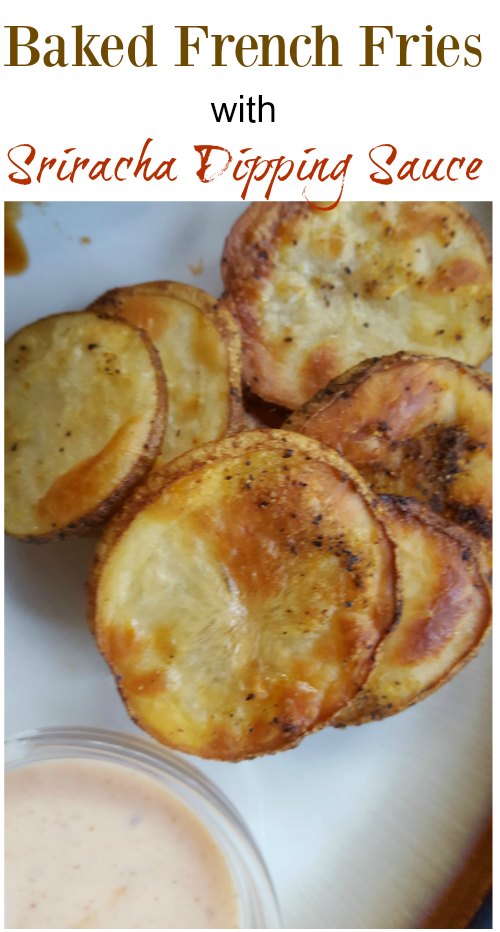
[221,202,491,408]
[89,281,245,465]
[334,497,491,725]
[287,353,492,577]
[5,311,166,541]
[90,430,398,761]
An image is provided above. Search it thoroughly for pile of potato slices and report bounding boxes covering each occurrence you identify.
[5,287,244,540]
[5,201,492,761]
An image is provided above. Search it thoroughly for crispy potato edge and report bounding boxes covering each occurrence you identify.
[286,351,492,433]
[333,495,492,727]
[221,203,309,406]
[286,350,492,564]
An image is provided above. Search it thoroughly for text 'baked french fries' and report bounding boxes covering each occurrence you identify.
[334,497,491,726]
[287,353,492,577]
[222,202,491,408]
[89,281,245,466]
[90,431,398,761]
[5,311,166,540]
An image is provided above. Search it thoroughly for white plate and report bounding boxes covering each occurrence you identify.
[5,201,492,930]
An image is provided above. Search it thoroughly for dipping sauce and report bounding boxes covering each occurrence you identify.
[4,203,29,275]
[5,758,240,929]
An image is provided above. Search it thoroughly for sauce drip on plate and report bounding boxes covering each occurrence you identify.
[5,203,29,276]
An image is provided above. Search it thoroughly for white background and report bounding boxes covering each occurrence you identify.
[0,0,498,202]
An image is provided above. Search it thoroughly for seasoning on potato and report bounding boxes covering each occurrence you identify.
[222,202,492,408]
[334,496,491,726]
[287,353,492,578]
[90,430,398,761]
[89,281,245,466]
[5,311,166,541]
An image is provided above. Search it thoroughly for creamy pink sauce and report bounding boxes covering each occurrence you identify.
[5,758,240,929]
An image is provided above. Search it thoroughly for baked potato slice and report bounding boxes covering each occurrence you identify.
[287,353,492,574]
[5,311,166,541]
[89,281,245,465]
[334,497,491,725]
[222,202,491,408]
[90,430,398,761]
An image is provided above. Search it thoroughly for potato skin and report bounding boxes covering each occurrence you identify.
[222,202,491,408]
[287,353,492,575]
[334,496,491,726]
[5,310,167,542]
[89,281,246,465]
[90,430,399,761]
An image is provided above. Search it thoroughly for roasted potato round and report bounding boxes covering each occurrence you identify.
[5,311,166,541]
[334,497,491,725]
[90,430,398,761]
[287,353,492,575]
[222,202,491,408]
[89,281,245,465]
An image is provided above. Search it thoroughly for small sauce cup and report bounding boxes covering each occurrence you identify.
[5,726,281,929]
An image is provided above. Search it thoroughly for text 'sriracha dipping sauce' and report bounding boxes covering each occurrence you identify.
[5,758,240,929]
